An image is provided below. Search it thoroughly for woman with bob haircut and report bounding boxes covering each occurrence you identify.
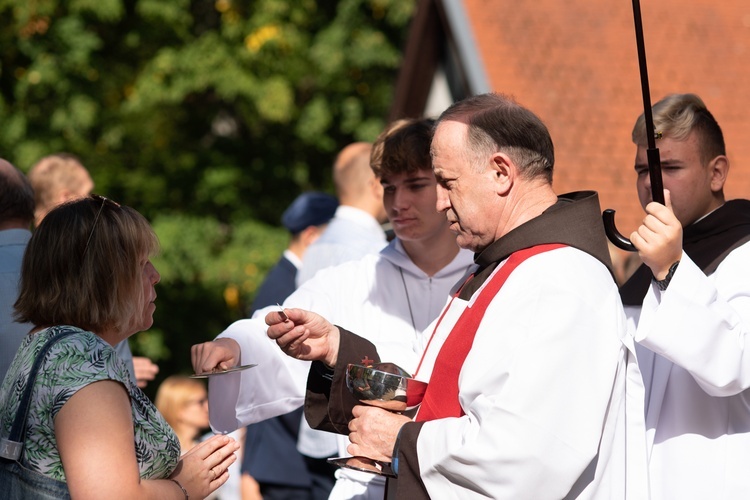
[0,195,239,499]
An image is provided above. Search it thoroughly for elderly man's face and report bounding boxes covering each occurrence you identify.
[431,120,501,252]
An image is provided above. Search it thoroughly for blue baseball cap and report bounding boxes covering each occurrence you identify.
[281,191,339,234]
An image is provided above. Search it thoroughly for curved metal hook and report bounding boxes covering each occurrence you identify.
[603,0,663,253]
[603,209,636,252]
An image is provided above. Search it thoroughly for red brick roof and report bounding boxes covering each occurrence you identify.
[463,0,750,235]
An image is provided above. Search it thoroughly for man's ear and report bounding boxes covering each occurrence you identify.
[708,155,729,193]
[370,175,384,199]
[490,152,514,195]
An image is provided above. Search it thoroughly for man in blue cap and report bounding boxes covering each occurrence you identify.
[250,191,339,314]
[241,191,338,500]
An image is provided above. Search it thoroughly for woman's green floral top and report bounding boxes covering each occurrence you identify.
[0,326,180,480]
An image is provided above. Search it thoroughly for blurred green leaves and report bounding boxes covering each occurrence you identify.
[0,0,416,392]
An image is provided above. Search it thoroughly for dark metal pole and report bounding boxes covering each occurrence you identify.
[603,0,664,251]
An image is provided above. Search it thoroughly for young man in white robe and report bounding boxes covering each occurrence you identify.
[266,93,649,499]
[621,93,750,500]
[192,118,475,500]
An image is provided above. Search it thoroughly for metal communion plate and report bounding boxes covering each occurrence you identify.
[327,456,396,477]
[190,363,258,378]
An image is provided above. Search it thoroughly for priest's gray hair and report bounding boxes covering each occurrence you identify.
[436,92,555,183]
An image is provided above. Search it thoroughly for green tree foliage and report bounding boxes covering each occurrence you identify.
[0,0,415,392]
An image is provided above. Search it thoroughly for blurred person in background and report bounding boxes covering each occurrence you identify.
[241,191,339,500]
[155,376,211,453]
[0,196,239,499]
[28,153,93,228]
[292,142,390,492]
[296,142,387,286]
[29,153,160,389]
[249,191,338,314]
[155,375,249,500]
[0,159,34,382]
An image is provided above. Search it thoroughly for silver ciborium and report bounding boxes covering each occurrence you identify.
[346,362,426,414]
[328,362,427,477]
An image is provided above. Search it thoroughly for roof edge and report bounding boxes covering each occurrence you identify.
[438,0,492,94]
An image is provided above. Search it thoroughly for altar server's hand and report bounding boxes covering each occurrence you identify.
[265,307,340,367]
[630,189,683,280]
[347,405,410,463]
[191,338,241,374]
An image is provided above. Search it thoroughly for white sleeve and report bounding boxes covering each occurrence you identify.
[208,272,342,433]
[208,315,310,433]
[635,243,750,396]
[415,250,629,499]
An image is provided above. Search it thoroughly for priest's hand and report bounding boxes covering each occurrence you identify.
[191,338,241,375]
[347,405,411,463]
[630,189,683,280]
[265,307,340,367]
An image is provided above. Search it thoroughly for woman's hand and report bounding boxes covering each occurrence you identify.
[170,434,240,499]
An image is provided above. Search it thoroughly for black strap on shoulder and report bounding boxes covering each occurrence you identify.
[0,329,77,461]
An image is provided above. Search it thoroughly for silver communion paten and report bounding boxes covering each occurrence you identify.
[190,363,258,378]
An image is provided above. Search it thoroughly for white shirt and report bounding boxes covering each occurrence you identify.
[283,248,303,270]
[297,205,386,286]
[207,239,475,499]
[296,205,386,459]
[627,241,750,500]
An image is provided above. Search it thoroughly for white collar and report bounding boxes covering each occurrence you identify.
[283,249,303,269]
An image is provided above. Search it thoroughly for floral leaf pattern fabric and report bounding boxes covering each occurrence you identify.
[0,326,180,480]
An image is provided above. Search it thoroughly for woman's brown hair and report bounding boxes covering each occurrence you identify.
[14,196,158,334]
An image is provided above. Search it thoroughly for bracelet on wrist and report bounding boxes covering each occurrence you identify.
[169,478,189,500]
[654,260,680,291]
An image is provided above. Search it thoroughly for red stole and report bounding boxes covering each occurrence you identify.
[415,243,566,422]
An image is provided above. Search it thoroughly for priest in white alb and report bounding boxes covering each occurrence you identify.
[266,93,649,499]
